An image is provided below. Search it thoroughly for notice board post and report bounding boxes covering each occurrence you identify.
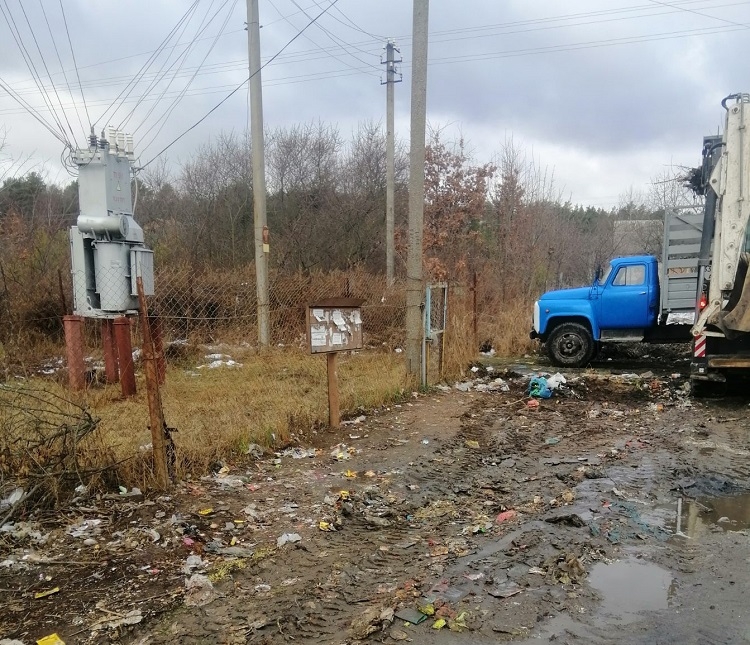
[307,298,364,429]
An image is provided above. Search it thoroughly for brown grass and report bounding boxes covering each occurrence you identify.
[26,347,410,489]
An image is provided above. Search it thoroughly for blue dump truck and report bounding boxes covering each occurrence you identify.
[531,94,750,392]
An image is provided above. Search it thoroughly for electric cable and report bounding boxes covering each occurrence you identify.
[59,0,91,131]
[38,0,86,140]
[0,0,70,146]
[94,0,200,129]
[290,0,380,65]
[117,0,205,131]
[138,0,341,168]
[268,0,379,78]
[15,0,77,144]
[137,0,238,151]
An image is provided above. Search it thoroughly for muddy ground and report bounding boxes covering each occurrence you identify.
[2,360,750,645]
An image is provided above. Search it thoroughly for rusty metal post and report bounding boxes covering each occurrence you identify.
[149,314,166,385]
[472,270,478,349]
[113,316,136,397]
[63,315,86,391]
[137,278,171,490]
[101,319,119,384]
[327,352,340,429]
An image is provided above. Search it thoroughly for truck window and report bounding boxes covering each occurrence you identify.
[612,264,646,286]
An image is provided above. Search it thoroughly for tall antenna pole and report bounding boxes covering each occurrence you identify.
[405,0,429,380]
[382,40,401,287]
[247,0,270,348]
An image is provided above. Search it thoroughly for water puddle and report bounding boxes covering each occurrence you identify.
[587,557,673,623]
[684,492,750,535]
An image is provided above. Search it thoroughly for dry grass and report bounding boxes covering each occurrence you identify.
[27,347,409,489]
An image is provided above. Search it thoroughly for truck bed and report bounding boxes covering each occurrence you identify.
[661,207,703,318]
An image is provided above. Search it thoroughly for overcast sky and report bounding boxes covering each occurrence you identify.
[0,0,748,208]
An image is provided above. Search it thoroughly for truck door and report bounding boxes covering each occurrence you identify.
[599,263,650,329]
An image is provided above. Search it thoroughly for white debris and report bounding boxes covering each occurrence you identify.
[277,532,302,547]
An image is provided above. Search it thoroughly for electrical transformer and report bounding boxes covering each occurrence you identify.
[69,128,154,318]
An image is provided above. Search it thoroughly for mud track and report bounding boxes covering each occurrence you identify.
[2,367,750,644]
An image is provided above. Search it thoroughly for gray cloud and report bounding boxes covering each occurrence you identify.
[0,0,749,204]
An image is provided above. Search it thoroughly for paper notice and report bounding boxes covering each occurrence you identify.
[331,332,343,345]
[332,310,347,330]
[310,325,327,347]
[312,308,325,322]
[351,310,362,325]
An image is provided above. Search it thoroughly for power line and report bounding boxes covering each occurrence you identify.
[0,0,71,146]
[15,0,77,143]
[94,1,201,129]
[38,0,86,140]
[139,0,341,168]
[3,17,749,122]
[59,0,91,131]
[268,0,379,78]
[138,0,238,153]
[647,0,750,26]
[12,0,741,94]
[117,0,204,131]
[290,0,380,64]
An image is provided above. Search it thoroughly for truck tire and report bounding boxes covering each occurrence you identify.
[546,322,595,367]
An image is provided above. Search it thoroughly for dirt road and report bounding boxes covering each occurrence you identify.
[3,362,750,644]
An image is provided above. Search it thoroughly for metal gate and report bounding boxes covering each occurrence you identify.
[422,283,448,387]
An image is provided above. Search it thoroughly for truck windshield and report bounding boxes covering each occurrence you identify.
[598,263,613,284]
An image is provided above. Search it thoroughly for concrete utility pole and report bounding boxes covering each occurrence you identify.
[405,0,429,380]
[247,0,270,348]
[382,40,401,287]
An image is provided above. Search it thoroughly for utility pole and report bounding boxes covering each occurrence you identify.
[405,0,429,380]
[382,40,401,287]
[247,0,270,348]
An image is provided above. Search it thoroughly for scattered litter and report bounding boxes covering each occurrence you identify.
[0,488,24,511]
[281,447,316,459]
[91,609,143,631]
[344,470,357,479]
[528,376,553,399]
[36,636,65,645]
[432,618,447,630]
[488,582,522,598]
[198,508,213,516]
[34,587,60,599]
[496,510,517,524]
[277,533,302,547]
[394,608,428,624]
[319,521,336,532]
[182,554,204,574]
[454,381,472,392]
[245,443,264,459]
[545,437,562,445]
[527,399,540,410]
[184,574,217,607]
[342,415,366,425]
[546,373,567,390]
[465,439,480,449]
[331,443,354,461]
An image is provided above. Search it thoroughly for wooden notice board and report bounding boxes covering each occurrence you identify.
[307,298,365,354]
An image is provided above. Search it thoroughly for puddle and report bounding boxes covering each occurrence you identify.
[687,493,750,531]
[588,558,673,622]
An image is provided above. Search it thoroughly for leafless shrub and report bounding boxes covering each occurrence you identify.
[0,385,112,524]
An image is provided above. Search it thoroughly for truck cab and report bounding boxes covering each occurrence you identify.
[531,255,661,366]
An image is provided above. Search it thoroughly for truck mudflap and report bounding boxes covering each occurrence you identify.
[720,253,750,335]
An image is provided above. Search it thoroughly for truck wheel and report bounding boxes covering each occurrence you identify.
[546,322,594,367]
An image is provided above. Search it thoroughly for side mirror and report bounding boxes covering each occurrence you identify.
[594,264,602,284]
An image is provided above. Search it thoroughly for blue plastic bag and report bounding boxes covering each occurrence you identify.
[527,376,553,399]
